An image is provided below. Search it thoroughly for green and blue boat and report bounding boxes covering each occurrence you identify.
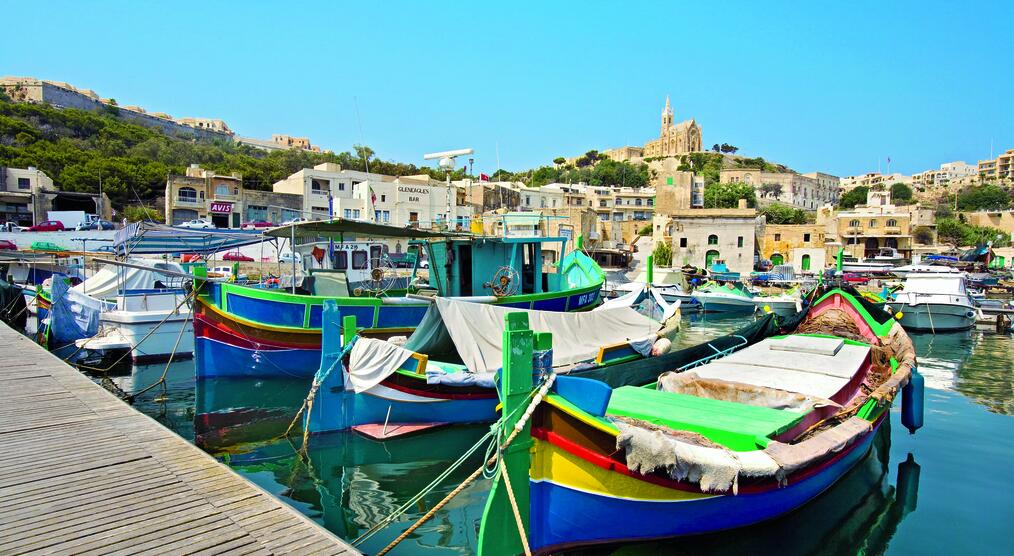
[194,220,605,379]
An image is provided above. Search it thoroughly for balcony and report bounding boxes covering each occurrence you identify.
[175,196,202,206]
[845,227,863,235]
[884,227,902,235]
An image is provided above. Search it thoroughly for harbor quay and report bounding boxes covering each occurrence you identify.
[0,322,360,556]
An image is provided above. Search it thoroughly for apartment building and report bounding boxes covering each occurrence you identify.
[0,167,53,226]
[720,169,839,210]
[824,190,913,259]
[912,161,978,187]
[978,149,1014,182]
[839,172,913,192]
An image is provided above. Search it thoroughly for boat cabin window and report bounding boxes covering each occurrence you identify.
[352,250,368,270]
[334,251,348,270]
[370,245,383,264]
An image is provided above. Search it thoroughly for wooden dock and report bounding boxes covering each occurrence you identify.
[0,323,360,556]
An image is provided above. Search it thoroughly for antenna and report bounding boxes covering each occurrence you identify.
[423,148,474,230]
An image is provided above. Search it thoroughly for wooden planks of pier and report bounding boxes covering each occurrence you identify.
[0,323,360,556]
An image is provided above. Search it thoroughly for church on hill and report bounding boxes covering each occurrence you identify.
[642,96,702,158]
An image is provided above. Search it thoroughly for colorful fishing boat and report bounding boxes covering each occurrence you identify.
[193,220,606,379]
[477,285,924,554]
[304,296,679,437]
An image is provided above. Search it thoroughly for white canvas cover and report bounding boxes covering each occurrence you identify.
[598,283,681,322]
[348,338,415,393]
[72,259,183,299]
[423,297,659,375]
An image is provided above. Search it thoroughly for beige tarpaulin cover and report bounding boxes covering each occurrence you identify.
[348,338,415,393]
[431,297,659,375]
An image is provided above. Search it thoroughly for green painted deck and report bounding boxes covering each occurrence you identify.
[0,323,360,556]
[606,386,806,451]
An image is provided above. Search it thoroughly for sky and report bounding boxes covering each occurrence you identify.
[2,0,1012,178]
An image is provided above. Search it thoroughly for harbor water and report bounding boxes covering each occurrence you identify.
[85,314,1014,555]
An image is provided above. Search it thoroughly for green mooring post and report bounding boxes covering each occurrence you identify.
[646,253,654,285]
[575,233,584,251]
[192,264,207,292]
[477,312,547,556]
[341,315,357,347]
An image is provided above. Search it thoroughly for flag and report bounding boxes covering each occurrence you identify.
[370,186,377,204]
[479,173,490,182]
[887,157,892,164]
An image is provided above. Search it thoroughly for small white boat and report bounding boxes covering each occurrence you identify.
[75,290,193,362]
[890,264,959,278]
[753,286,804,317]
[841,248,904,274]
[887,272,978,332]
[692,282,757,314]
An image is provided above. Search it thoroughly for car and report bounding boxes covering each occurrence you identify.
[222,251,254,262]
[1,222,25,232]
[76,220,116,231]
[279,251,302,265]
[179,219,215,229]
[27,220,65,232]
[241,220,273,230]
[282,217,309,225]
[0,240,17,251]
[842,272,871,285]
[419,258,429,269]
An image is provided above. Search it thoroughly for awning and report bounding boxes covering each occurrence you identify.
[262,218,471,240]
[113,221,267,255]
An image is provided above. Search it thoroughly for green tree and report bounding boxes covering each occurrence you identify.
[838,186,870,209]
[552,157,566,165]
[637,223,652,235]
[703,181,756,208]
[652,240,673,267]
[760,203,806,224]
[890,182,913,204]
[123,205,163,222]
[937,217,1009,247]
[957,184,1011,211]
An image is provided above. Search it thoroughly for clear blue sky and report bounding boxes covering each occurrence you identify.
[3,1,1011,178]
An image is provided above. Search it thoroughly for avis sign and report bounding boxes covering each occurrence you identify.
[209,201,233,213]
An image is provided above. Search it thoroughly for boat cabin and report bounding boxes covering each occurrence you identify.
[416,236,571,297]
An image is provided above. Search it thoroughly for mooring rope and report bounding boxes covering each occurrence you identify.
[373,372,557,556]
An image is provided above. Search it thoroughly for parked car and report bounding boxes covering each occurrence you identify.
[1,222,25,232]
[282,217,309,225]
[30,241,66,252]
[222,251,254,262]
[180,253,204,263]
[76,220,116,231]
[279,251,302,265]
[0,240,17,251]
[208,266,248,281]
[27,220,65,232]
[179,219,215,229]
[842,272,871,285]
[241,220,273,230]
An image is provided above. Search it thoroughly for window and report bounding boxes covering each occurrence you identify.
[177,187,197,203]
[353,209,361,219]
[17,178,30,189]
[886,219,897,227]
[370,245,383,263]
[381,194,386,202]
[335,251,348,270]
[648,198,654,206]
[383,210,390,223]
[311,179,330,194]
[804,233,811,242]
[312,206,328,218]
[375,210,381,221]
[635,198,643,206]
[599,200,607,207]
[774,233,782,241]
[525,196,531,206]
[352,250,368,269]
[737,236,744,248]
[870,219,876,227]
[343,209,352,219]
[707,234,718,245]
[215,184,231,197]
[801,254,812,271]
[338,182,346,191]
[679,237,687,248]
[849,219,860,227]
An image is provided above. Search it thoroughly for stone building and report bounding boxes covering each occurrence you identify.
[164,165,247,228]
[0,167,53,226]
[758,224,827,271]
[978,149,1014,182]
[654,203,759,275]
[643,97,703,158]
[720,169,839,210]
[820,190,914,259]
[839,172,912,192]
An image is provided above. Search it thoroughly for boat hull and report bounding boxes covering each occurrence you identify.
[693,293,756,314]
[529,419,879,552]
[753,298,800,317]
[890,302,976,332]
[86,314,194,363]
[194,282,602,379]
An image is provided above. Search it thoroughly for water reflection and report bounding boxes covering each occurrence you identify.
[910,331,1014,415]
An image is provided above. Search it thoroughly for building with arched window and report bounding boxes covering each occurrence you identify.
[662,206,759,275]
[165,164,300,228]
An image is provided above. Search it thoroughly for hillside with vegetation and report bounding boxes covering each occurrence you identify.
[0,94,467,212]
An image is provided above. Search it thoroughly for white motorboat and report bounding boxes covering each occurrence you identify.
[890,264,960,278]
[691,282,757,314]
[841,248,905,274]
[75,290,193,362]
[753,286,804,317]
[887,272,978,332]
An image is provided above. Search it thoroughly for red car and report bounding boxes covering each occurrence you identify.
[0,240,17,250]
[222,251,254,262]
[842,272,871,285]
[27,220,65,232]
[241,220,273,230]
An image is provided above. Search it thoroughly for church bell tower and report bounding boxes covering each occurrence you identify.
[660,95,673,134]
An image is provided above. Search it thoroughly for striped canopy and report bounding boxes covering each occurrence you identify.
[113,222,269,255]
